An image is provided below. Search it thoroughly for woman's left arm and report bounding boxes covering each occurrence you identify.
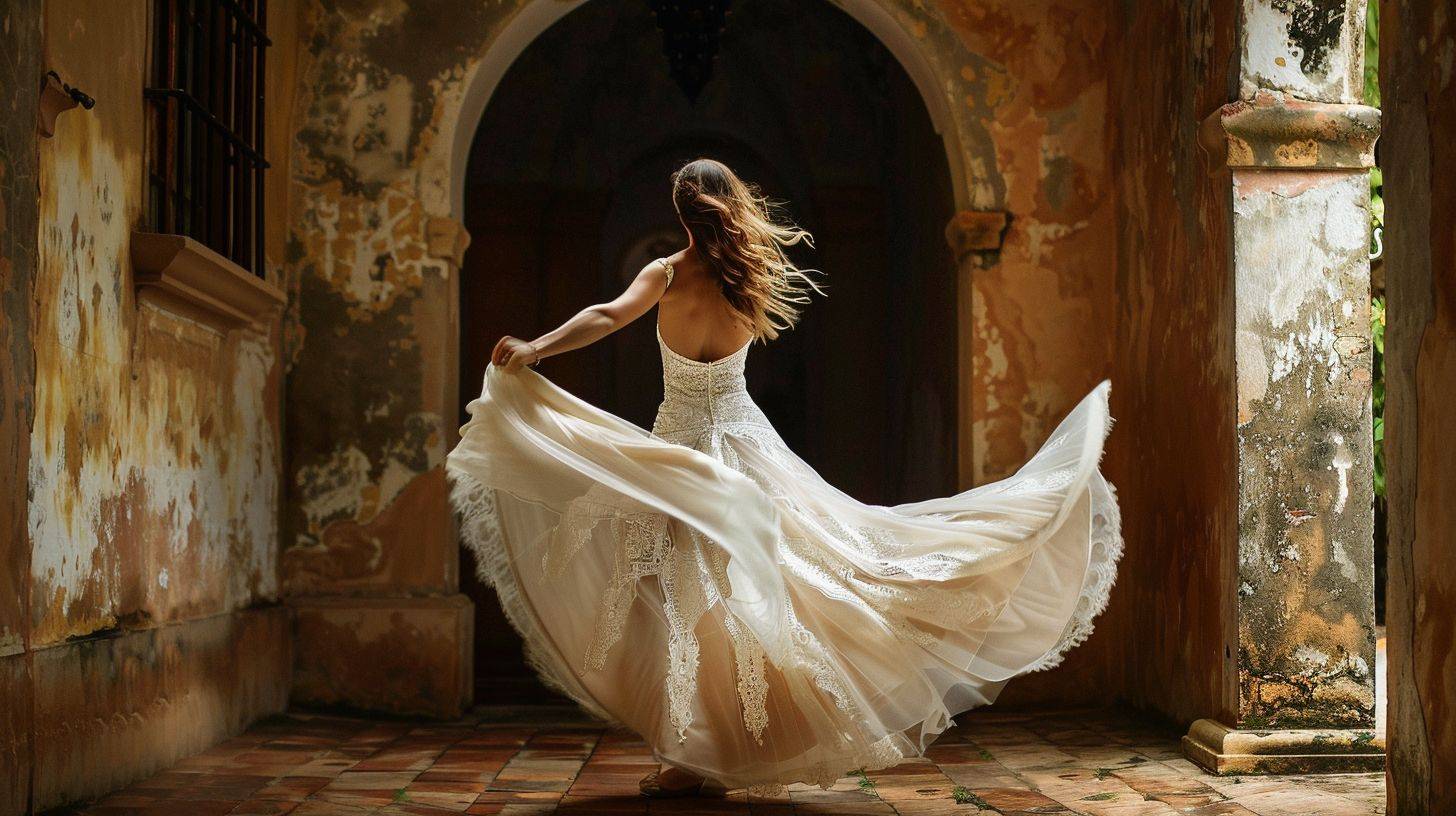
[492,260,670,371]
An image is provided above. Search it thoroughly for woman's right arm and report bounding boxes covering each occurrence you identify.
[492,260,671,371]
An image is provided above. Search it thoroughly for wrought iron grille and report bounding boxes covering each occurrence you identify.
[145,0,270,277]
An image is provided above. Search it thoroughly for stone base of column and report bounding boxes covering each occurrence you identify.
[1181,718,1384,775]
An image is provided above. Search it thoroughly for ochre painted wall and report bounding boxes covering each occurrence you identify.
[2,2,299,810]
[933,0,1120,486]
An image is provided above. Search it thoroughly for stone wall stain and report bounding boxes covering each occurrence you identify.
[25,1,282,649]
[933,0,1118,483]
[1241,0,1365,103]
[1232,169,1375,728]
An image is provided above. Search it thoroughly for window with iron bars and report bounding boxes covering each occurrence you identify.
[145,0,269,278]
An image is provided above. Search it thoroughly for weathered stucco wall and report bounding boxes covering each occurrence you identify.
[1382,0,1456,809]
[2,2,296,811]
[932,0,1119,486]
[280,0,477,717]
[1232,168,1375,729]
[1092,0,1242,726]
[1221,0,1380,736]
[30,0,280,659]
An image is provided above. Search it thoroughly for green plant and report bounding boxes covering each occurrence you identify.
[850,768,878,795]
[952,786,990,808]
[1373,296,1386,498]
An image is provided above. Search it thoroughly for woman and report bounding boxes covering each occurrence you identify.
[447,158,1121,797]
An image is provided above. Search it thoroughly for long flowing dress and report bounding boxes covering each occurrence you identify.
[446,261,1122,793]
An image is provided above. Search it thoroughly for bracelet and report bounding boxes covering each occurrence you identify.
[525,341,542,367]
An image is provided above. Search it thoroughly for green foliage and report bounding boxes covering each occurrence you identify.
[1365,2,1384,256]
[1366,3,1385,504]
[951,786,990,808]
[1364,1,1380,107]
[1372,296,1386,498]
[850,768,878,795]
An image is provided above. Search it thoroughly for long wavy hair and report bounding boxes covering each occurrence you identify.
[671,158,822,340]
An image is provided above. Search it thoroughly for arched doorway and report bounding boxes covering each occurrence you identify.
[457,0,957,703]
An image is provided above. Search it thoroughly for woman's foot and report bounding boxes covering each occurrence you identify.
[639,766,706,798]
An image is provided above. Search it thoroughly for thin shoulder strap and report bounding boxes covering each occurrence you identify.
[657,257,674,289]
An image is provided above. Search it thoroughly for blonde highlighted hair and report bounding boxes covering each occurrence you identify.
[671,158,822,340]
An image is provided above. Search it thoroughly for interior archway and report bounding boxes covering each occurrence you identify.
[457,0,957,703]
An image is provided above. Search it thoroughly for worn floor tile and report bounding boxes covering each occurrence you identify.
[58,707,1384,816]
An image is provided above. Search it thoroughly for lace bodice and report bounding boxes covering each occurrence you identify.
[649,258,774,446]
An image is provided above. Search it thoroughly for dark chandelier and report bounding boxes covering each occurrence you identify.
[647,0,733,102]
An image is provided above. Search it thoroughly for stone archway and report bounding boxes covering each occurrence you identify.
[436,0,989,484]
[281,0,1123,721]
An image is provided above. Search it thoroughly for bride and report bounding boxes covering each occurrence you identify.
[447,158,1121,798]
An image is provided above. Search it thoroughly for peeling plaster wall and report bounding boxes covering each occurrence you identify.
[1381,0,1456,809]
[2,2,295,810]
[929,0,1120,484]
[29,0,281,654]
[1232,169,1375,729]
[1240,0,1366,103]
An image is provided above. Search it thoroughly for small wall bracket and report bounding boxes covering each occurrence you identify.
[38,70,95,138]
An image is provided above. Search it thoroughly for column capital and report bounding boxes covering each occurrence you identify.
[425,216,472,267]
[944,210,1009,259]
[1199,89,1380,171]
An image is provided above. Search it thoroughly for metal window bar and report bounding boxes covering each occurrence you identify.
[146,0,269,278]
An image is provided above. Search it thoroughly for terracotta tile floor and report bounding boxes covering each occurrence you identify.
[59,706,1385,816]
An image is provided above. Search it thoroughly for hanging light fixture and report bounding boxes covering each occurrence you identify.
[647,0,732,103]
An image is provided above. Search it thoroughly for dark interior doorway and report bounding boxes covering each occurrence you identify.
[458,0,958,704]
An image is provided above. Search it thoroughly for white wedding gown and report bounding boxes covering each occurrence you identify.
[447,271,1121,793]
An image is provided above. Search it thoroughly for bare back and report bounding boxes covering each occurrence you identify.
[655,251,755,364]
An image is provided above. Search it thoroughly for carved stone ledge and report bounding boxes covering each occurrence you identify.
[425,216,472,267]
[944,210,1009,258]
[1200,89,1380,171]
[1181,718,1384,775]
[131,232,285,331]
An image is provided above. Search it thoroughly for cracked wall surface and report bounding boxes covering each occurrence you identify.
[1233,170,1376,728]
[3,2,297,811]
[28,0,281,652]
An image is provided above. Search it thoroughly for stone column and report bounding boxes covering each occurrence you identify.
[285,216,475,720]
[1182,0,1383,774]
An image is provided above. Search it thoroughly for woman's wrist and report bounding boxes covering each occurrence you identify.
[525,341,543,366]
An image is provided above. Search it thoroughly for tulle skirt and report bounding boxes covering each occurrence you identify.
[446,366,1121,791]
